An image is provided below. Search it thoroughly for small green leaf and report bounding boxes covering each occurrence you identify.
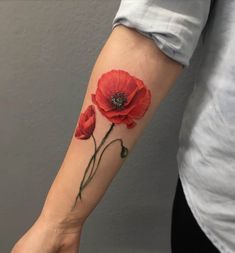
[120,146,128,158]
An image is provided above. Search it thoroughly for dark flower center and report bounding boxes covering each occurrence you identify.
[111,92,127,110]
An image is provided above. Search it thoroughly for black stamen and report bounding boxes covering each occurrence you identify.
[111,92,127,110]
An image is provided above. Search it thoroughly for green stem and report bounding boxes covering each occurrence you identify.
[81,134,97,189]
[72,138,96,210]
[72,123,115,209]
[81,138,124,189]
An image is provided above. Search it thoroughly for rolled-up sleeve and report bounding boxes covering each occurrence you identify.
[112,0,211,67]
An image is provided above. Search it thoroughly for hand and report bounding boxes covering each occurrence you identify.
[11,214,83,253]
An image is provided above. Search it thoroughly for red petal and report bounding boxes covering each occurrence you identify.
[129,89,151,119]
[125,85,139,106]
[95,89,113,111]
[108,115,127,124]
[104,103,136,117]
[97,71,116,98]
[125,76,145,106]
[91,94,97,105]
[86,105,95,117]
[83,116,94,130]
[92,70,151,126]
[115,69,137,95]
[122,116,136,128]
[75,104,96,140]
[75,125,88,139]
[94,103,112,120]
[127,121,136,128]
[100,80,147,117]
[98,70,137,98]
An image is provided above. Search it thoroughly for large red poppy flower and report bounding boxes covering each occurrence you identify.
[91,69,151,128]
[75,105,96,140]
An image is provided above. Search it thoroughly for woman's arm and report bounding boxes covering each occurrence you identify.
[12,25,183,253]
[40,24,183,226]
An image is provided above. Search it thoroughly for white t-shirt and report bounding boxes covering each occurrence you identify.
[112,1,235,252]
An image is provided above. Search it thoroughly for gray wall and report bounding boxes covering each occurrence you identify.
[0,1,202,252]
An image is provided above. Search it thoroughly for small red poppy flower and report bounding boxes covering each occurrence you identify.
[91,69,151,128]
[75,105,96,140]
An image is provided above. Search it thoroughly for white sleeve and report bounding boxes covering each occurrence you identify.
[112,0,212,67]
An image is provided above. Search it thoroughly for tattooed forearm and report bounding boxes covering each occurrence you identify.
[38,26,183,234]
[72,69,151,209]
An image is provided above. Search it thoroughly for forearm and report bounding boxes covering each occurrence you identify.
[39,25,183,232]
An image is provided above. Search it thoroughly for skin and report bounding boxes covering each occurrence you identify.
[11,25,183,253]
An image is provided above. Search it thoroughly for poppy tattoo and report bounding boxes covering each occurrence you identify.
[72,69,151,209]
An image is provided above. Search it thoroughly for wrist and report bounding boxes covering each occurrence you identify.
[12,212,83,253]
[38,208,85,235]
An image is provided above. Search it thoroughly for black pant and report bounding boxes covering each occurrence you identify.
[170,176,220,253]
